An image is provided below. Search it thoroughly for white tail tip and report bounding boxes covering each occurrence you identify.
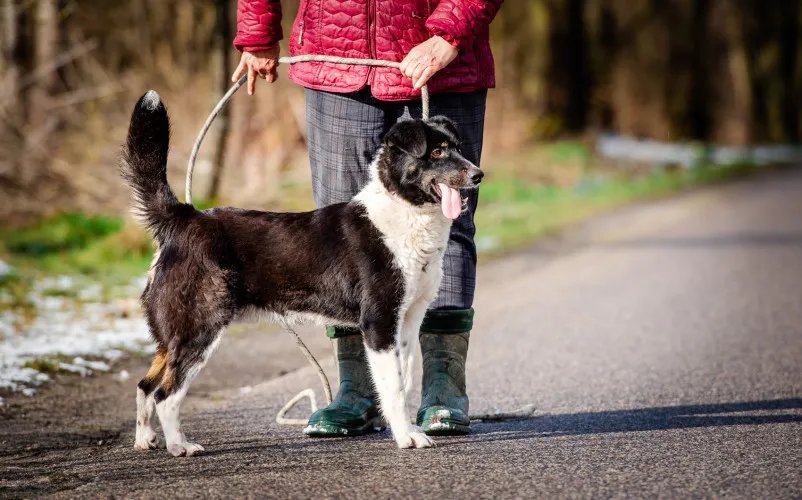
[141,90,161,111]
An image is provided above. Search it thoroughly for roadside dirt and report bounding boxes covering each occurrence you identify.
[0,323,332,487]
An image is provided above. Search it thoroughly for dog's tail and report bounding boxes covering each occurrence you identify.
[120,91,193,241]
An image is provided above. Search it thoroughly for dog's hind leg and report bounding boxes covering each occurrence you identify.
[154,330,224,457]
[134,349,167,450]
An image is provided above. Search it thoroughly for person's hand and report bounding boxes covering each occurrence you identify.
[400,36,458,90]
[231,46,280,95]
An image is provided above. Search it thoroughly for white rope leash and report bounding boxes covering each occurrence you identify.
[185,54,535,427]
[275,320,332,426]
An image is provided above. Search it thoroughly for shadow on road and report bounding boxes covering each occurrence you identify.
[466,398,802,443]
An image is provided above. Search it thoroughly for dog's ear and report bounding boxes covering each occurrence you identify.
[426,115,461,143]
[384,120,427,158]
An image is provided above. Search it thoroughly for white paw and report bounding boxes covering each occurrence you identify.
[134,430,162,450]
[167,442,205,457]
[395,426,436,449]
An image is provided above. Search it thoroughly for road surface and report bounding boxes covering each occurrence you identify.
[4,167,802,498]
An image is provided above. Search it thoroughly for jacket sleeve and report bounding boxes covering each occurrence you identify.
[233,0,283,52]
[425,0,503,47]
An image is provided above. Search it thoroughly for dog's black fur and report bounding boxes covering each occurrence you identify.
[123,91,482,453]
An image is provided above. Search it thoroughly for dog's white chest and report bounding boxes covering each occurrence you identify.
[387,221,447,300]
[355,182,451,304]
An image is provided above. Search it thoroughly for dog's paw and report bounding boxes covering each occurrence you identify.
[134,431,162,451]
[395,426,435,449]
[167,442,205,457]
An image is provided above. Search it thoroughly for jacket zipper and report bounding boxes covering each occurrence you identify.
[367,0,376,85]
[298,0,309,45]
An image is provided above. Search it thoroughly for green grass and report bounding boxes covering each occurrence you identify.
[0,273,38,322]
[4,213,123,256]
[22,357,61,374]
[475,157,757,255]
[0,214,154,312]
[0,150,760,301]
[1,213,154,278]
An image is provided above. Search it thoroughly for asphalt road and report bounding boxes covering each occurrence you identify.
[6,167,802,498]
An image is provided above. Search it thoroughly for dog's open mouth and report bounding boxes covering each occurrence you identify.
[432,181,464,220]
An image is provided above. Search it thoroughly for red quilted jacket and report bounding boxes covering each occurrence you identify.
[234,0,503,101]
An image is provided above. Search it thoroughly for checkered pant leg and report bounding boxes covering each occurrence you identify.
[305,88,393,206]
[304,88,487,310]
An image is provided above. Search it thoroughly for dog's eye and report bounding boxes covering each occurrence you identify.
[431,149,444,159]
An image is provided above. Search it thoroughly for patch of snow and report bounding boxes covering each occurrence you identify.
[73,357,111,372]
[57,363,92,376]
[116,370,130,382]
[0,260,13,278]
[0,276,151,393]
[21,388,36,397]
[56,276,74,290]
[78,283,103,302]
[35,275,74,293]
[239,385,253,394]
[105,349,125,361]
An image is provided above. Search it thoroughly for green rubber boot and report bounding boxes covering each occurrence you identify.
[303,327,382,437]
[417,309,473,435]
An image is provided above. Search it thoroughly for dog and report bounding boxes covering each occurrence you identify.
[122,91,483,456]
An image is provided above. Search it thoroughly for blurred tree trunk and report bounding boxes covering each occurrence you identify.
[5,0,33,122]
[3,0,34,179]
[207,0,232,201]
[587,0,616,130]
[563,0,588,131]
[16,0,63,185]
[1,0,19,178]
[1,0,15,66]
[687,0,711,140]
[607,0,670,140]
[35,0,58,91]
[30,0,59,123]
[543,0,589,134]
[710,0,753,144]
[777,2,800,141]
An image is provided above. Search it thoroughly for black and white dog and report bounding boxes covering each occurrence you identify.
[122,91,483,456]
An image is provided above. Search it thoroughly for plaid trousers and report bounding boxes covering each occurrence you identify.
[305,87,487,310]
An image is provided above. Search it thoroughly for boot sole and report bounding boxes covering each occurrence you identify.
[420,419,470,436]
[303,417,384,437]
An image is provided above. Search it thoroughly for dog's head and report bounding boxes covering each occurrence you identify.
[377,116,484,220]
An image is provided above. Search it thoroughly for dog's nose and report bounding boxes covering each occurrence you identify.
[471,170,484,185]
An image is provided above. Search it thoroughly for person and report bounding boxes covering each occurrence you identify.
[232,0,503,436]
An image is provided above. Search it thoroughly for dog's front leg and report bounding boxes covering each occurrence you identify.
[363,318,434,449]
[400,298,429,396]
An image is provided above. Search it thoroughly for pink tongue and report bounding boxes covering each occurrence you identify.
[438,183,462,220]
